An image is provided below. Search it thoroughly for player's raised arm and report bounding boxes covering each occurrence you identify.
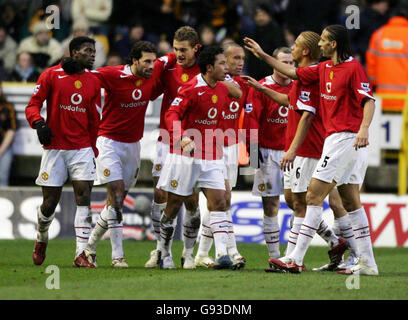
[242,75,289,106]
[244,37,298,80]
[221,78,242,99]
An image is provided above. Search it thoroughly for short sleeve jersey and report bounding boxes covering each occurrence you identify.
[165,74,229,160]
[220,74,250,146]
[286,78,324,159]
[246,76,293,150]
[296,57,374,136]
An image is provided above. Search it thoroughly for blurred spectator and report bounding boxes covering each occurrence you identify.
[113,24,145,59]
[9,51,40,83]
[245,4,286,80]
[0,81,16,187]
[350,0,390,65]
[17,21,64,72]
[157,39,172,57]
[25,0,72,42]
[61,18,107,69]
[366,3,408,111]
[220,36,235,46]
[199,25,216,47]
[71,0,112,35]
[285,0,341,38]
[105,52,123,66]
[0,1,24,42]
[0,25,17,73]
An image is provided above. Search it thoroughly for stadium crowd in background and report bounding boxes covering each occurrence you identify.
[0,0,405,82]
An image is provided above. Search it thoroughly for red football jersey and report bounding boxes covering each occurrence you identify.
[286,79,325,159]
[93,54,175,143]
[220,74,250,146]
[158,62,201,144]
[25,65,101,151]
[296,57,374,136]
[245,76,293,150]
[165,74,229,160]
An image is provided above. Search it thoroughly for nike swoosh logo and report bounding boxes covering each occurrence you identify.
[198,92,205,95]
[120,74,131,78]
[58,75,68,79]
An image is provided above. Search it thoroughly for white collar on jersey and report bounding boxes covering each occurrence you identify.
[326,56,353,67]
[195,74,208,88]
[120,65,133,76]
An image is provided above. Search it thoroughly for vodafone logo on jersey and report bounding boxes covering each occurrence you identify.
[132,89,142,100]
[278,106,288,117]
[71,93,83,105]
[326,82,332,93]
[229,101,240,113]
[208,107,218,119]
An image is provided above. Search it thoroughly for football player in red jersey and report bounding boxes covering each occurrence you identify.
[146,26,202,270]
[156,45,242,269]
[243,47,294,262]
[245,25,378,275]
[82,41,175,268]
[195,43,248,269]
[244,32,358,272]
[26,36,101,268]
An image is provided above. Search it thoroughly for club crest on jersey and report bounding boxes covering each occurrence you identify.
[171,180,178,188]
[71,93,82,105]
[103,169,110,177]
[258,183,265,192]
[329,71,334,80]
[361,82,370,92]
[155,164,162,172]
[211,95,218,104]
[135,79,143,87]
[181,73,189,82]
[75,80,82,89]
[132,89,142,100]
[208,107,218,119]
[41,172,48,181]
[326,82,332,93]
[300,91,310,102]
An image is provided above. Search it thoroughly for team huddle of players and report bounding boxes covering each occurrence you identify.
[25,24,378,275]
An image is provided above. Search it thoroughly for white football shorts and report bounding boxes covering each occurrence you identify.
[157,153,226,196]
[36,147,96,187]
[252,148,284,197]
[222,143,239,189]
[283,156,319,193]
[94,136,141,190]
[312,132,368,186]
[152,141,170,178]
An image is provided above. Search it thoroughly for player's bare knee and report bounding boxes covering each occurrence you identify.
[292,199,306,217]
[306,190,323,206]
[208,197,227,212]
[41,199,58,216]
[184,197,198,211]
[153,187,167,203]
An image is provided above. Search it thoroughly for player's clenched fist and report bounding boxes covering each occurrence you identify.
[181,136,195,155]
[34,120,53,146]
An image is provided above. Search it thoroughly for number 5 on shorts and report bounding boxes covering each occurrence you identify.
[321,156,330,168]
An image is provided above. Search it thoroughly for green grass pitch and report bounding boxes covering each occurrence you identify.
[0,239,407,300]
